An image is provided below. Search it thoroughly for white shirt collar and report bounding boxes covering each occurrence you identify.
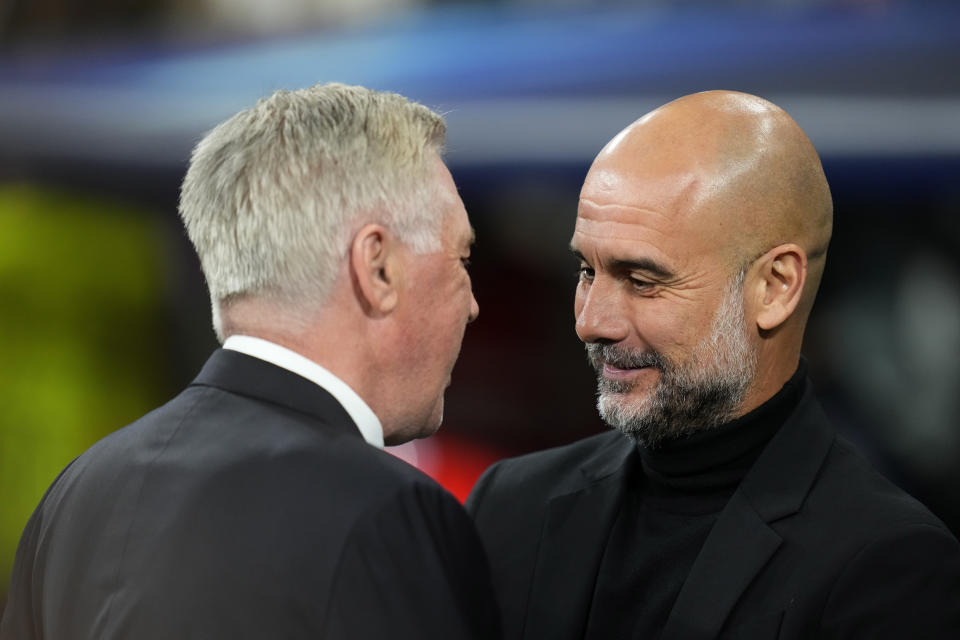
[222,335,384,448]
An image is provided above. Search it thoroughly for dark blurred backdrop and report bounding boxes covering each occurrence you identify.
[2,0,959,611]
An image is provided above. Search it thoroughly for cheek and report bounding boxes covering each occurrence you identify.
[573,284,587,318]
[629,301,702,350]
[459,276,473,303]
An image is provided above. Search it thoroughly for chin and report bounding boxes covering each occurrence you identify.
[427,401,445,435]
[385,402,444,446]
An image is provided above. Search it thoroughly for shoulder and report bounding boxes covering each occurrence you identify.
[467,430,629,514]
[760,416,956,562]
[477,430,626,487]
[762,429,960,632]
[748,387,952,541]
[811,434,952,535]
[52,382,454,533]
[815,461,960,635]
[323,464,500,639]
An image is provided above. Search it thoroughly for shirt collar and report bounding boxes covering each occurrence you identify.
[222,335,384,448]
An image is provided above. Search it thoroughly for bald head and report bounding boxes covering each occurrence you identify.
[585,90,832,315]
[574,91,834,434]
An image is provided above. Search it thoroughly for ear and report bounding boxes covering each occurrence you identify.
[350,224,401,316]
[752,243,807,331]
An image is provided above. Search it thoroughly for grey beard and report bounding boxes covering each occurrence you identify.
[586,276,757,448]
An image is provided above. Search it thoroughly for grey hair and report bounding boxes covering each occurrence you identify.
[178,83,447,339]
[592,264,758,447]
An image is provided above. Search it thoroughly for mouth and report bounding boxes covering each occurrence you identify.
[602,362,653,381]
[587,343,663,386]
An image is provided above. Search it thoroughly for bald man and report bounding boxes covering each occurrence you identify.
[466,91,960,640]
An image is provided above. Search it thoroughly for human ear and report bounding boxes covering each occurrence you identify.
[350,224,400,315]
[753,244,807,331]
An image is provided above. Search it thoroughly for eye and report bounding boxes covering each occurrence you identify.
[577,264,595,282]
[628,275,656,293]
[460,257,471,269]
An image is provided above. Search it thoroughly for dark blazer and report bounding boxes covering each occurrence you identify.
[467,384,960,639]
[1,349,500,639]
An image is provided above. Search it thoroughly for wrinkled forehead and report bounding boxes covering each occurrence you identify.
[580,150,719,227]
[580,163,705,213]
[575,159,736,269]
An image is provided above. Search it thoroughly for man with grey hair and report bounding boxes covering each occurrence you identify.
[467,90,960,639]
[1,83,499,639]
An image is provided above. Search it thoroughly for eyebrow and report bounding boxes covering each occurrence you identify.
[570,247,675,279]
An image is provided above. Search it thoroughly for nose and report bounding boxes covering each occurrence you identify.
[575,278,629,344]
[467,291,479,323]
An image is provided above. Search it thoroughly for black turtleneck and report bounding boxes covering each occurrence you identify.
[583,361,807,640]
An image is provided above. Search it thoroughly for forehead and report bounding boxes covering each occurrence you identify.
[573,160,719,269]
[574,200,671,263]
[431,156,473,246]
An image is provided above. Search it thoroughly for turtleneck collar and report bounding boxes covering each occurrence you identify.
[637,359,808,501]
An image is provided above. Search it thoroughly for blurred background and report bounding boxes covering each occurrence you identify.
[2,0,960,611]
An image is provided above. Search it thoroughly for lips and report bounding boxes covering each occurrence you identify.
[602,362,650,380]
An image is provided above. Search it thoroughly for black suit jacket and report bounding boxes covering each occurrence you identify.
[467,384,960,639]
[1,349,500,639]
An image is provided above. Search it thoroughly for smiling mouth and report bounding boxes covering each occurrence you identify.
[602,363,653,381]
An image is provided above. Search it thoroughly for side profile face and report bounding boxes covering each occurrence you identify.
[389,156,478,444]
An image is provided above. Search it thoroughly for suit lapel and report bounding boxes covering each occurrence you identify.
[661,386,837,640]
[660,492,781,640]
[523,436,635,640]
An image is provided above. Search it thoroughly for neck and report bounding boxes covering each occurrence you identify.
[737,344,801,418]
[222,298,376,411]
[639,359,807,492]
